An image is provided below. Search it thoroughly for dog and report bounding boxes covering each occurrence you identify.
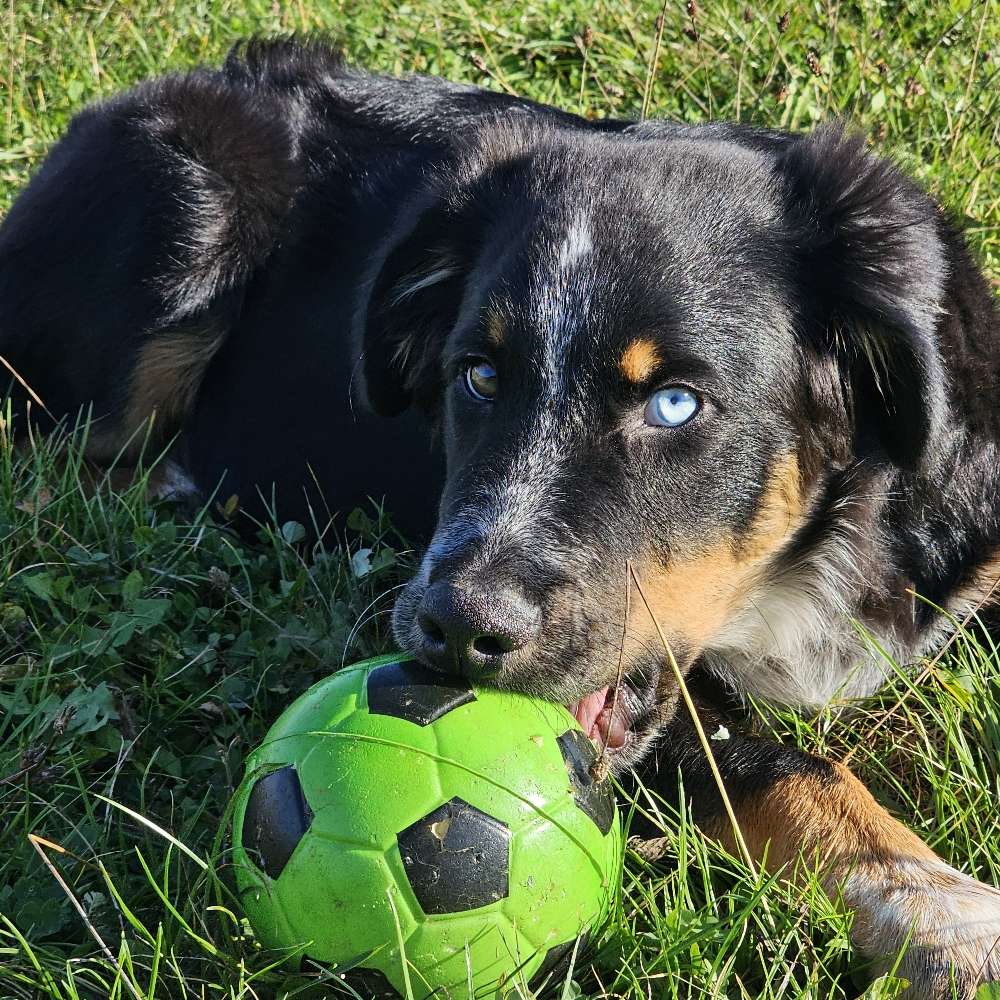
[2,37,999,998]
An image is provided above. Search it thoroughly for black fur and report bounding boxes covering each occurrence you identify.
[0,68,298,439]
[3,32,998,747]
[779,125,948,470]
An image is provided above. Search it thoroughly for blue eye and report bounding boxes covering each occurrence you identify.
[644,386,700,427]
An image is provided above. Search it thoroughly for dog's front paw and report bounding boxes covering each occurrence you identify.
[845,858,1000,998]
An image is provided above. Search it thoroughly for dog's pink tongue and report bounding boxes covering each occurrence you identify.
[598,699,629,750]
[569,687,609,742]
[567,687,628,751]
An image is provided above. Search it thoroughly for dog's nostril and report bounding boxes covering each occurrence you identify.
[416,581,539,676]
[472,634,506,658]
[418,614,445,646]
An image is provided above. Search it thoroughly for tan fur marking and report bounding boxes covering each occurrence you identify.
[83,460,193,498]
[619,338,661,384]
[699,763,1000,994]
[949,549,1000,614]
[629,454,805,657]
[707,762,936,879]
[112,326,226,459]
[485,308,506,348]
[738,452,804,559]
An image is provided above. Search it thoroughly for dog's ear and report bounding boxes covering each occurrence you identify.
[779,125,947,470]
[357,125,541,418]
[356,191,473,418]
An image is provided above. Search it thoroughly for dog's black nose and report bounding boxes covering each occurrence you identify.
[416,581,539,678]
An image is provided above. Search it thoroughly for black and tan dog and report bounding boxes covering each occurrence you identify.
[2,38,999,997]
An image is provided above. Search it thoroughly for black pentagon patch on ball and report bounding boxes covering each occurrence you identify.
[339,966,401,1000]
[366,660,476,726]
[557,730,616,835]
[397,796,510,914]
[529,933,590,991]
[241,765,313,879]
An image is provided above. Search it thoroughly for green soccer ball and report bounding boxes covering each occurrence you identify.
[230,654,622,997]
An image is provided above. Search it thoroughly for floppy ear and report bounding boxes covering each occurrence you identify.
[779,125,948,469]
[356,192,472,418]
[356,123,543,418]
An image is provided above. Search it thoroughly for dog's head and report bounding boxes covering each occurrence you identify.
[357,121,946,768]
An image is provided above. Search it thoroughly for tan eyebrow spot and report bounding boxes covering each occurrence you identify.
[620,338,661,384]
[485,308,506,347]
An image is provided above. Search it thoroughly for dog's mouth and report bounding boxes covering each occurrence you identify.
[565,683,638,754]
[394,572,662,761]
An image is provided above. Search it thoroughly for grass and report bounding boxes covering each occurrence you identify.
[1,0,999,997]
